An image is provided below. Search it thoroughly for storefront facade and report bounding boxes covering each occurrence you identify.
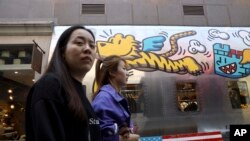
[0,22,53,139]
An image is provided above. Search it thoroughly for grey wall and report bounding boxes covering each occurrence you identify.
[0,0,53,20]
[1,0,250,26]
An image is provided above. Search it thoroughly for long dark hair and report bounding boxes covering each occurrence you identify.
[45,25,95,121]
[92,55,125,100]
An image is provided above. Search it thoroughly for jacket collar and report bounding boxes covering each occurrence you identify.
[100,84,124,102]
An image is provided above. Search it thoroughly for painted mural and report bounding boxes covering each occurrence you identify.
[96,31,203,76]
[50,26,250,79]
[94,27,250,79]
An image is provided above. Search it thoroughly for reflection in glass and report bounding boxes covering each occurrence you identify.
[121,84,144,113]
[176,82,199,112]
[228,81,250,109]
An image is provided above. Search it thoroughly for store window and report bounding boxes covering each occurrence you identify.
[227,81,250,109]
[176,82,199,112]
[0,44,34,140]
[121,84,144,113]
[0,44,33,65]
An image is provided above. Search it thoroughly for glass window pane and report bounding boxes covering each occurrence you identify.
[121,84,144,113]
[176,82,199,112]
[228,80,250,109]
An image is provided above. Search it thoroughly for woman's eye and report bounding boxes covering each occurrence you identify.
[76,41,84,46]
[90,44,96,49]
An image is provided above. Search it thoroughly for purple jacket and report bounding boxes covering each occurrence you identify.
[92,84,131,141]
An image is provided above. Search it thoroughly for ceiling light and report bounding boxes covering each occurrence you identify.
[10,104,15,109]
[8,89,13,93]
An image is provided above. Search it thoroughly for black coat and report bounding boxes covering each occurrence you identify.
[25,73,101,141]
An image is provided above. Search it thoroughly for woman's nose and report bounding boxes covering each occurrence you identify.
[82,44,92,54]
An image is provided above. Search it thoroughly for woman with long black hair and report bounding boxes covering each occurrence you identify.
[25,25,101,141]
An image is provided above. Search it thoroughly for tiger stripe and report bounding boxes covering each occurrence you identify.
[126,52,202,75]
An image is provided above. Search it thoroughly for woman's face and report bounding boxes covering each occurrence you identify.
[64,29,96,76]
[113,60,128,86]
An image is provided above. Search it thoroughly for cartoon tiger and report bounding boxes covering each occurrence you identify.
[96,31,203,75]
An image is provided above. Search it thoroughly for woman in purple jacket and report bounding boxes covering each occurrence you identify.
[92,55,138,141]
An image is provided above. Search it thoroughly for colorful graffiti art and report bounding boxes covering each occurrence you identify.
[96,31,203,76]
[214,43,250,78]
[50,26,250,80]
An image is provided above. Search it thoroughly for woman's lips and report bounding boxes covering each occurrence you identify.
[81,56,92,62]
